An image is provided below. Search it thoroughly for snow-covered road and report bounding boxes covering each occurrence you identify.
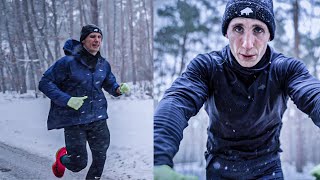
[0,141,85,179]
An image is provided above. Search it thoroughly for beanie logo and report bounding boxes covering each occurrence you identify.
[94,28,99,32]
[240,7,253,16]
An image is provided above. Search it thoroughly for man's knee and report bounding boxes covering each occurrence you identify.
[92,151,107,162]
[69,157,88,172]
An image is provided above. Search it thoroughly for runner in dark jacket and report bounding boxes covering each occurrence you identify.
[154,0,320,179]
[39,24,129,179]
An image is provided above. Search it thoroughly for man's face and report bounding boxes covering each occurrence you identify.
[82,32,102,55]
[226,17,270,68]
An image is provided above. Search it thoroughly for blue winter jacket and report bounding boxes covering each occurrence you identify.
[154,45,320,168]
[39,39,120,130]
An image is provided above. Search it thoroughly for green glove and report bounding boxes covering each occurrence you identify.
[120,83,130,94]
[154,165,198,180]
[67,96,88,110]
[311,164,320,180]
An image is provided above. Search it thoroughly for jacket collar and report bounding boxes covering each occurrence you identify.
[222,45,271,76]
[75,46,102,69]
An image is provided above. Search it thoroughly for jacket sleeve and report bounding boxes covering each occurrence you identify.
[283,58,320,127]
[102,62,120,97]
[154,54,212,167]
[38,58,71,107]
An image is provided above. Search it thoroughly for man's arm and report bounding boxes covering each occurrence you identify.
[283,58,320,126]
[154,54,212,167]
[38,58,71,107]
[102,62,120,97]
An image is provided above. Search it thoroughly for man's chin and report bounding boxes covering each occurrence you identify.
[237,60,259,68]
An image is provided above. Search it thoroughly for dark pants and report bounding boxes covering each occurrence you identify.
[62,120,110,180]
[206,156,284,180]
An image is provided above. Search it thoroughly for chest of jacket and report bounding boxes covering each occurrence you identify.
[59,57,110,97]
[206,51,287,138]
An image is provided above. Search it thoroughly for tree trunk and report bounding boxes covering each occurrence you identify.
[30,0,54,66]
[150,0,153,63]
[1,0,20,93]
[14,0,27,94]
[22,0,41,97]
[0,65,5,93]
[79,0,84,26]
[142,0,152,66]
[90,0,98,25]
[69,0,74,38]
[292,0,304,173]
[0,31,6,93]
[128,0,137,84]
[52,0,61,59]
[179,32,188,75]
[120,0,126,82]
[112,0,117,64]
[104,0,113,59]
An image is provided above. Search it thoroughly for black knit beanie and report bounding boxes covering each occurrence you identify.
[80,24,103,42]
[222,0,275,41]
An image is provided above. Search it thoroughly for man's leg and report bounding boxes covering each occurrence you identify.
[62,125,88,172]
[86,120,110,180]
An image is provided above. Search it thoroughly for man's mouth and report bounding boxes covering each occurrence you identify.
[240,54,256,59]
[241,54,254,57]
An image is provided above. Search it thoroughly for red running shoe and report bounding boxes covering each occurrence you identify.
[52,147,67,178]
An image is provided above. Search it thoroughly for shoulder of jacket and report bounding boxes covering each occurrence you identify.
[271,52,303,68]
[53,55,74,66]
[191,50,224,73]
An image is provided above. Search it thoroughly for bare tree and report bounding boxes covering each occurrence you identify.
[142,0,152,63]
[128,0,137,84]
[68,0,74,37]
[91,0,99,25]
[52,0,61,59]
[0,26,5,93]
[292,0,305,173]
[22,0,42,97]
[1,0,20,93]
[112,0,117,64]
[14,0,27,94]
[30,0,54,66]
[104,0,113,60]
[120,0,126,82]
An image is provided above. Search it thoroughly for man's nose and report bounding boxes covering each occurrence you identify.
[242,32,254,49]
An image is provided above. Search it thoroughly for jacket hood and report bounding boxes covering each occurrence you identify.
[63,39,82,55]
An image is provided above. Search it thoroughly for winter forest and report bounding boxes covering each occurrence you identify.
[0,0,153,97]
[154,0,320,179]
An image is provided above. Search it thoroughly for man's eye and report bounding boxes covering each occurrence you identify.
[234,26,243,33]
[254,27,264,33]
[90,35,101,39]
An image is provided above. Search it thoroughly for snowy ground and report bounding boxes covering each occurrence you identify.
[0,92,153,179]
